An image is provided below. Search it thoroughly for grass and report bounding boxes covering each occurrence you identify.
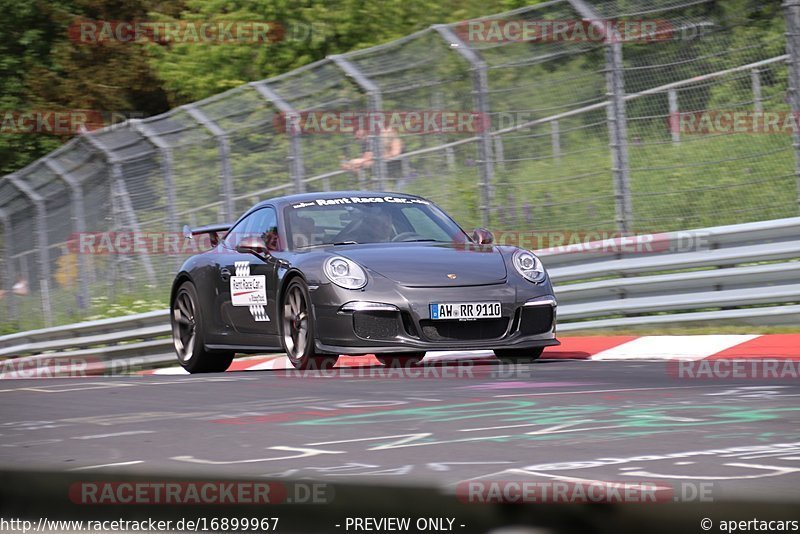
[403,126,798,235]
[0,289,166,335]
[496,131,795,234]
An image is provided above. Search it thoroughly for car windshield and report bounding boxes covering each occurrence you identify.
[285,196,468,249]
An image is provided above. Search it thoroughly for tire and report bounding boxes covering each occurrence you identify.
[281,278,339,370]
[493,347,545,364]
[171,281,235,373]
[376,352,426,368]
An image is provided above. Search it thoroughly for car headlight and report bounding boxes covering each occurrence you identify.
[513,250,546,283]
[324,256,367,289]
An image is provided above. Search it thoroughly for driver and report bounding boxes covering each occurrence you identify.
[352,209,394,243]
[289,212,316,248]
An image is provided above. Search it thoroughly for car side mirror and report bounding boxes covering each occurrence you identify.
[472,228,494,245]
[236,236,270,258]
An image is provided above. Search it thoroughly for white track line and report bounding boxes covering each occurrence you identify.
[69,460,144,471]
[591,335,759,361]
[71,431,155,440]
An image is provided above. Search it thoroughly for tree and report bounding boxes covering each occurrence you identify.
[0,0,176,175]
[145,0,519,103]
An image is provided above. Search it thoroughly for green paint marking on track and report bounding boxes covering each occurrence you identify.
[287,401,800,431]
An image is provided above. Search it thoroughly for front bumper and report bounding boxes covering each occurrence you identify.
[310,279,559,355]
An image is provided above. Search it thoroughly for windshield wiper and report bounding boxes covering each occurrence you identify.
[333,241,358,245]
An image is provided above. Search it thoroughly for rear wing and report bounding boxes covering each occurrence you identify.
[182,223,231,246]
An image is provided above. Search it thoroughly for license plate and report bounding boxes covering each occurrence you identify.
[430,302,502,320]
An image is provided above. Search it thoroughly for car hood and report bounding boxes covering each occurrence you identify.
[337,243,508,287]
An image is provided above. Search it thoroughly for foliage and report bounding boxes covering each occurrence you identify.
[1,0,524,180]
[0,0,173,174]
[146,0,520,102]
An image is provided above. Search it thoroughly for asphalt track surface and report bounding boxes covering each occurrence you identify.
[2,356,800,504]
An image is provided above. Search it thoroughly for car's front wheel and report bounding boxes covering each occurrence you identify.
[376,352,426,368]
[171,281,234,373]
[493,347,544,364]
[281,278,339,370]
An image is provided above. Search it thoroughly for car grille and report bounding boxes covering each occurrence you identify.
[420,318,509,341]
[353,311,400,340]
[519,306,554,335]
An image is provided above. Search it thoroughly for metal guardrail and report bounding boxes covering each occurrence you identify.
[0,309,169,351]
[1,217,798,372]
[0,310,172,376]
[542,217,800,331]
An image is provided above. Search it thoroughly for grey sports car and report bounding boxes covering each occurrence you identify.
[170,191,559,372]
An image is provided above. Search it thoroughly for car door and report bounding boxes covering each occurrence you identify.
[217,207,280,337]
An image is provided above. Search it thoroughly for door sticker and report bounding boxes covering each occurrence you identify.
[232,261,270,321]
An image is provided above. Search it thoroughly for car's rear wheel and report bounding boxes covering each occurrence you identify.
[281,278,339,370]
[376,352,426,368]
[172,281,234,373]
[494,347,544,364]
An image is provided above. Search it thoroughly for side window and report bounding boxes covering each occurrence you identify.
[224,207,280,250]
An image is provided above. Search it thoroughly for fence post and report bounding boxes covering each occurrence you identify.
[82,131,157,287]
[0,208,16,319]
[784,0,800,211]
[494,137,506,171]
[249,81,306,193]
[183,104,236,221]
[607,41,633,233]
[568,0,633,234]
[130,120,181,270]
[330,54,386,191]
[750,69,763,113]
[445,147,456,170]
[7,174,52,327]
[43,156,89,312]
[434,24,494,228]
[551,120,562,160]
[668,89,680,145]
[130,120,179,233]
